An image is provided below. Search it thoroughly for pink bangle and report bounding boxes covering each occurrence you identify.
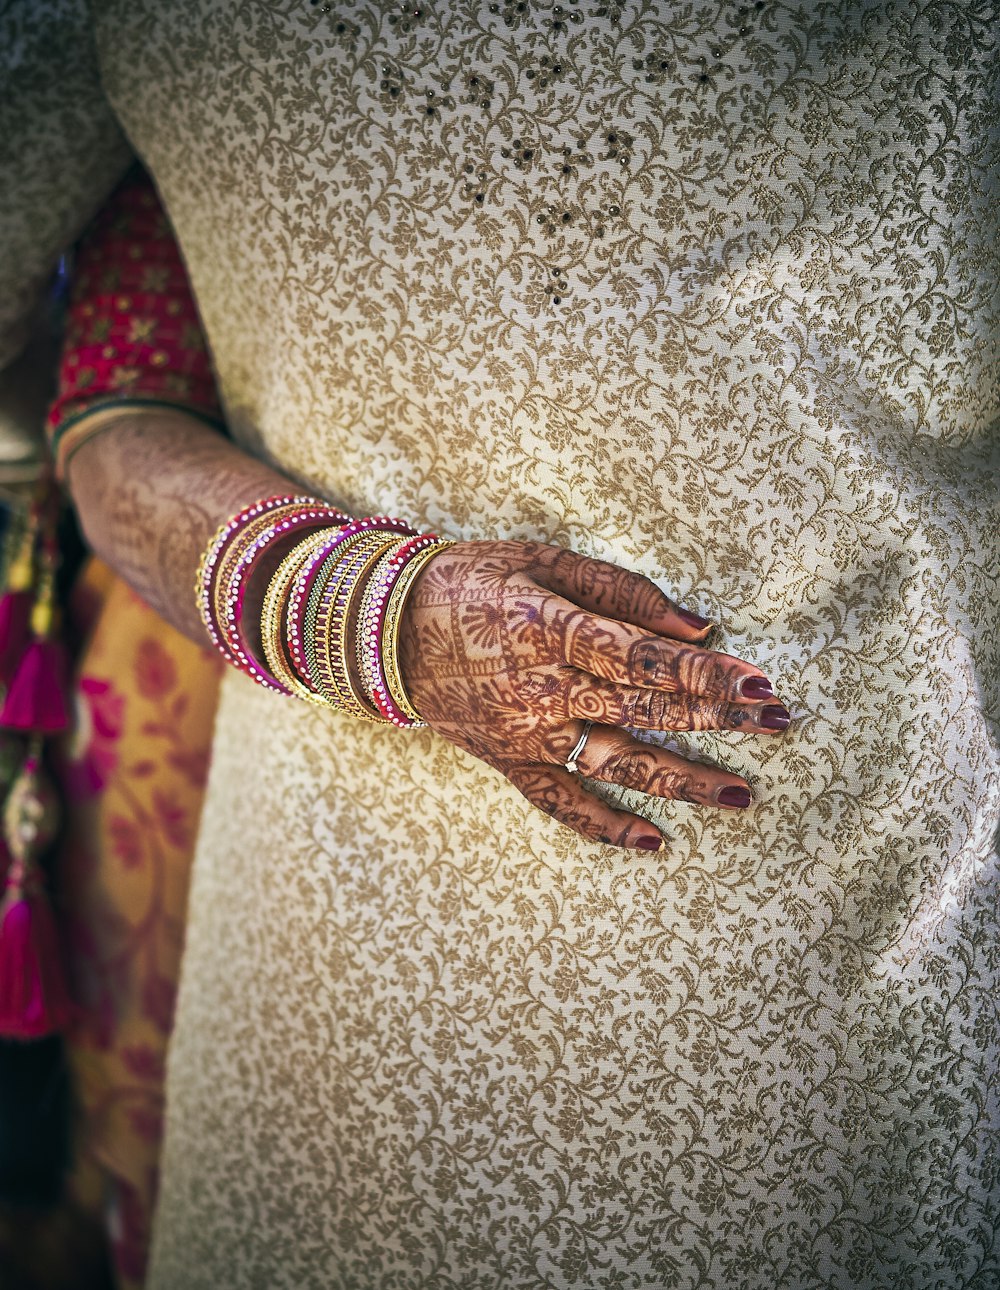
[196,495,317,657]
[358,534,441,726]
[219,507,351,692]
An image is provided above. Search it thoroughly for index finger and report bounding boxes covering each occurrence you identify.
[548,599,775,703]
[531,548,715,643]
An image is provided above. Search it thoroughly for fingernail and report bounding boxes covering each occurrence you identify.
[717,785,752,808]
[760,704,791,730]
[634,834,664,852]
[678,607,712,630]
[740,675,774,700]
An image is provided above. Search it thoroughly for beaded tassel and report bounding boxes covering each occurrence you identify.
[0,477,74,1037]
[0,508,38,688]
[0,560,70,735]
[0,748,71,1039]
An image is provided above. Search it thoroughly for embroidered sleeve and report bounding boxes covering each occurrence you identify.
[46,169,224,466]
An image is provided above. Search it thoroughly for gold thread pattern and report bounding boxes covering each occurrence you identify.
[56,4,1000,1286]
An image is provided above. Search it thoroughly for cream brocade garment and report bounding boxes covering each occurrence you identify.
[93,2,1000,1285]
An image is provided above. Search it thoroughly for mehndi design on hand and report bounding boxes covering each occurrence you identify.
[398,540,790,852]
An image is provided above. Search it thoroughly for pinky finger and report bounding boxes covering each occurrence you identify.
[507,763,666,853]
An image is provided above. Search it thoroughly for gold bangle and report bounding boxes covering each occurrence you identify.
[312,533,399,723]
[381,541,453,725]
[312,538,387,722]
[260,530,337,706]
[341,534,402,715]
[302,533,369,708]
[304,533,387,721]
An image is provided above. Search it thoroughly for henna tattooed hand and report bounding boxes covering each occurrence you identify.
[397,541,790,852]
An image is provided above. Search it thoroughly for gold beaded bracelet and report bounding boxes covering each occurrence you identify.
[301,533,371,709]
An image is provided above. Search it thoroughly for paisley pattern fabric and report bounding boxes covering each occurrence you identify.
[77,0,1000,1284]
[42,176,226,1290]
[60,560,222,1290]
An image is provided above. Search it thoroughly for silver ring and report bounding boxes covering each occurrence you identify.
[564,720,593,774]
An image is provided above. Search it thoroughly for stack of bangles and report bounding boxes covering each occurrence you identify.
[196,494,452,727]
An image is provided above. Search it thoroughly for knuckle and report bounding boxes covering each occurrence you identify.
[545,727,579,763]
[676,775,704,804]
[600,748,649,786]
[609,820,637,848]
[621,688,651,726]
[684,650,717,695]
[513,670,562,705]
[654,768,699,802]
[620,688,682,730]
[641,689,673,727]
[611,565,640,601]
[626,638,666,686]
[507,764,602,840]
[553,802,600,838]
[724,661,751,699]
[637,572,668,611]
[692,700,729,729]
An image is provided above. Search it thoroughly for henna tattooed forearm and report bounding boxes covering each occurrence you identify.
[67,409,297,644]
[68,419,786,849]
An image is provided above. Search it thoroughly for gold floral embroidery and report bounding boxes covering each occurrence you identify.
[71,0,1000,1284]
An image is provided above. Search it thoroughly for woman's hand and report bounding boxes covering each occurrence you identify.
[398,541,789,852]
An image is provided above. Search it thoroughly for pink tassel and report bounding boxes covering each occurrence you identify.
[0,637,71,733]
[0,866,74,1039]
[0,590,33,687]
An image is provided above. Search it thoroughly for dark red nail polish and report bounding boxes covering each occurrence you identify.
[740,676,774,700]
[717,785,752,808]
[634,835,663,851]
[760,704,791,730]
[678,607,712,630]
